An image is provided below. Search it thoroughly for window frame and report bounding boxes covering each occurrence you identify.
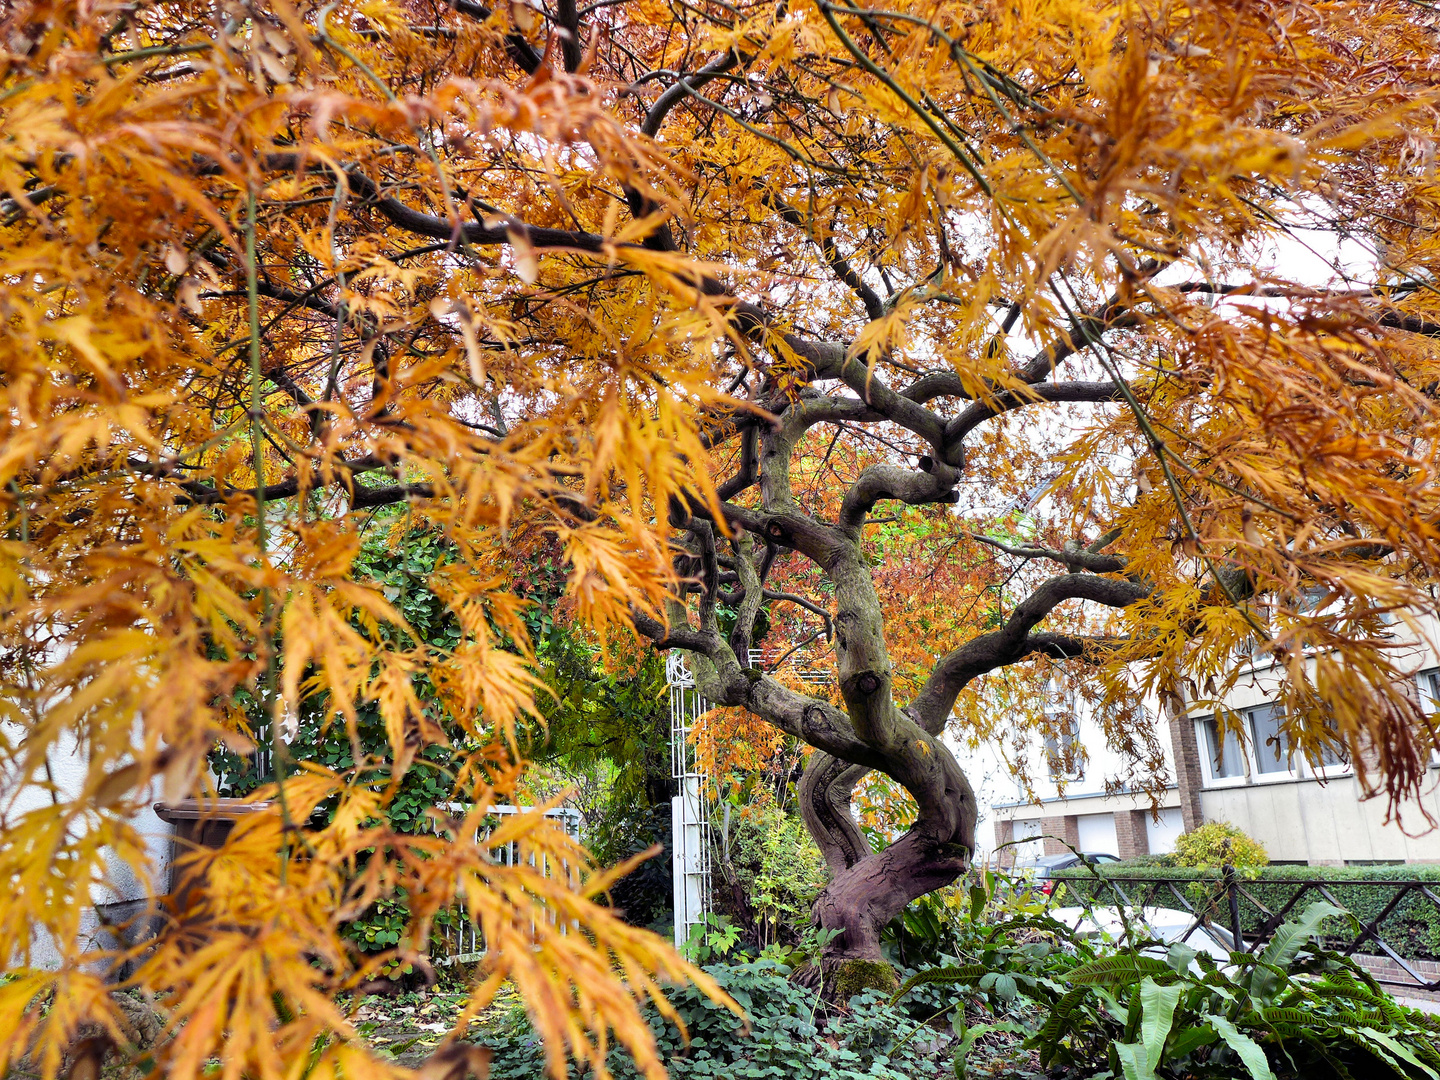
[1194,702,1310,787]
[1195,712,1251,788]
[1415,667,1440,768]
[1246,701,1302,781]
[1306,715,1353,780]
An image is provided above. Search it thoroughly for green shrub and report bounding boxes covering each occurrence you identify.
[478,960,952,1080]
[714,795,828,949]
[896,900,1440,1079]
[1173,821,1268,870]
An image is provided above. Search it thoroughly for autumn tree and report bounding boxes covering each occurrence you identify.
[3,0,1440,1069]
[618,0,1440,985]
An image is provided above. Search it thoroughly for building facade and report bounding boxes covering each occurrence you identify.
[963,611,1440,868]
[1164,615,1440,866]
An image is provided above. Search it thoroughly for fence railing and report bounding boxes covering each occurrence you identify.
[430,803,583,965]
[1051,869,1440,995]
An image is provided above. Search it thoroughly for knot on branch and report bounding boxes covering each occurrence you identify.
[855,672,882,696]
[744,668,763,683]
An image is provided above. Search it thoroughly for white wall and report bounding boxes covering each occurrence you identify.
[1200,776,1440,865]
[1146,808,1184,854]
[1182,609,1440,864]
[949,678,1180,863]
[3,726,172,970]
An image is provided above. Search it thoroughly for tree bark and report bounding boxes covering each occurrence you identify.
[813,828,970,961]
[798,737,976,996]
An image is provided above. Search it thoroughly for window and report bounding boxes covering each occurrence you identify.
[1043,716,1083,780]
[1417,667,1440,716]
[1415,667,1440,768]
[1248,703,1292,774]
[1312,705,1349,771]
[1196,702,1302,784]
[1200,714,1247,780]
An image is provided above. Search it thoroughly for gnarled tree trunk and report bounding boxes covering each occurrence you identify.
[800,745,975,996]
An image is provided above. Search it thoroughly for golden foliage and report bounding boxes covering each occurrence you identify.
[3,0,1440,1066]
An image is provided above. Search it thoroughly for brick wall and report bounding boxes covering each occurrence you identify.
[1041,815,1079,855]
[1115,809,1151,859]
[1166,697,1206,832]
[993,819,1016,868]
[1353,954,1440,1002]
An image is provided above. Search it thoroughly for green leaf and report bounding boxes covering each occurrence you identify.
[953,1021,1026,1080]
[1114,1040,1150,1080]
[892,965,988,1003]
[1034,987,1089,1063]
[1352,1027,1440,1080]
[1165,941,1198,974]
[1256,901,1347,988]
[1211,1015,1275,1080]
[1069,955,1174,987]
[1138,977,1182,1074]
[1167,1025,1217,1059]
[969,884,987,923]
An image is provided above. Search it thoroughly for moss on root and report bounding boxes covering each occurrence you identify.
[830,958,899,1001]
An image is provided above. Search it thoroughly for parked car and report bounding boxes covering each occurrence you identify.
[1021,852,1120,896]
[1050,904,1236,962]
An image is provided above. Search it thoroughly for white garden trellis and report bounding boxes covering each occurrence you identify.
[666,648,831,947]
[431,803,583,964]
[666,650,713,948]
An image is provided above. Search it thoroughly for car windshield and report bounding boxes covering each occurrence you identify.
[1033,855,1077,870]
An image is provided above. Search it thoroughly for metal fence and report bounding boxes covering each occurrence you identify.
[1052,869,1440,994]
[431,803,583,964]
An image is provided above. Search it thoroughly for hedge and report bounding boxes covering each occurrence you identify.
[1048,862,1440,961]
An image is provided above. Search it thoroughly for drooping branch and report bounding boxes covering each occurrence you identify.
[836,460,959,534]
[632,604,887,769]
[114,452,405,506]
[448,0,542,73]
[764,192,885,320]
[640,50,743,138]
[759,590,834,638]
[716,424,760,500]
[945,380,1125,442]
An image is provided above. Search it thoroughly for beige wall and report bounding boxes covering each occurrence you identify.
[1200,771,1440,865]
[991,789,1181,822]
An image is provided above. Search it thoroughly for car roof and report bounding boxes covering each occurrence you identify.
[1050,906,1235,960]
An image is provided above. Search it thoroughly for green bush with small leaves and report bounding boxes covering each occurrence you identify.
[1173,821,1269,871]
[715,794,829,950]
